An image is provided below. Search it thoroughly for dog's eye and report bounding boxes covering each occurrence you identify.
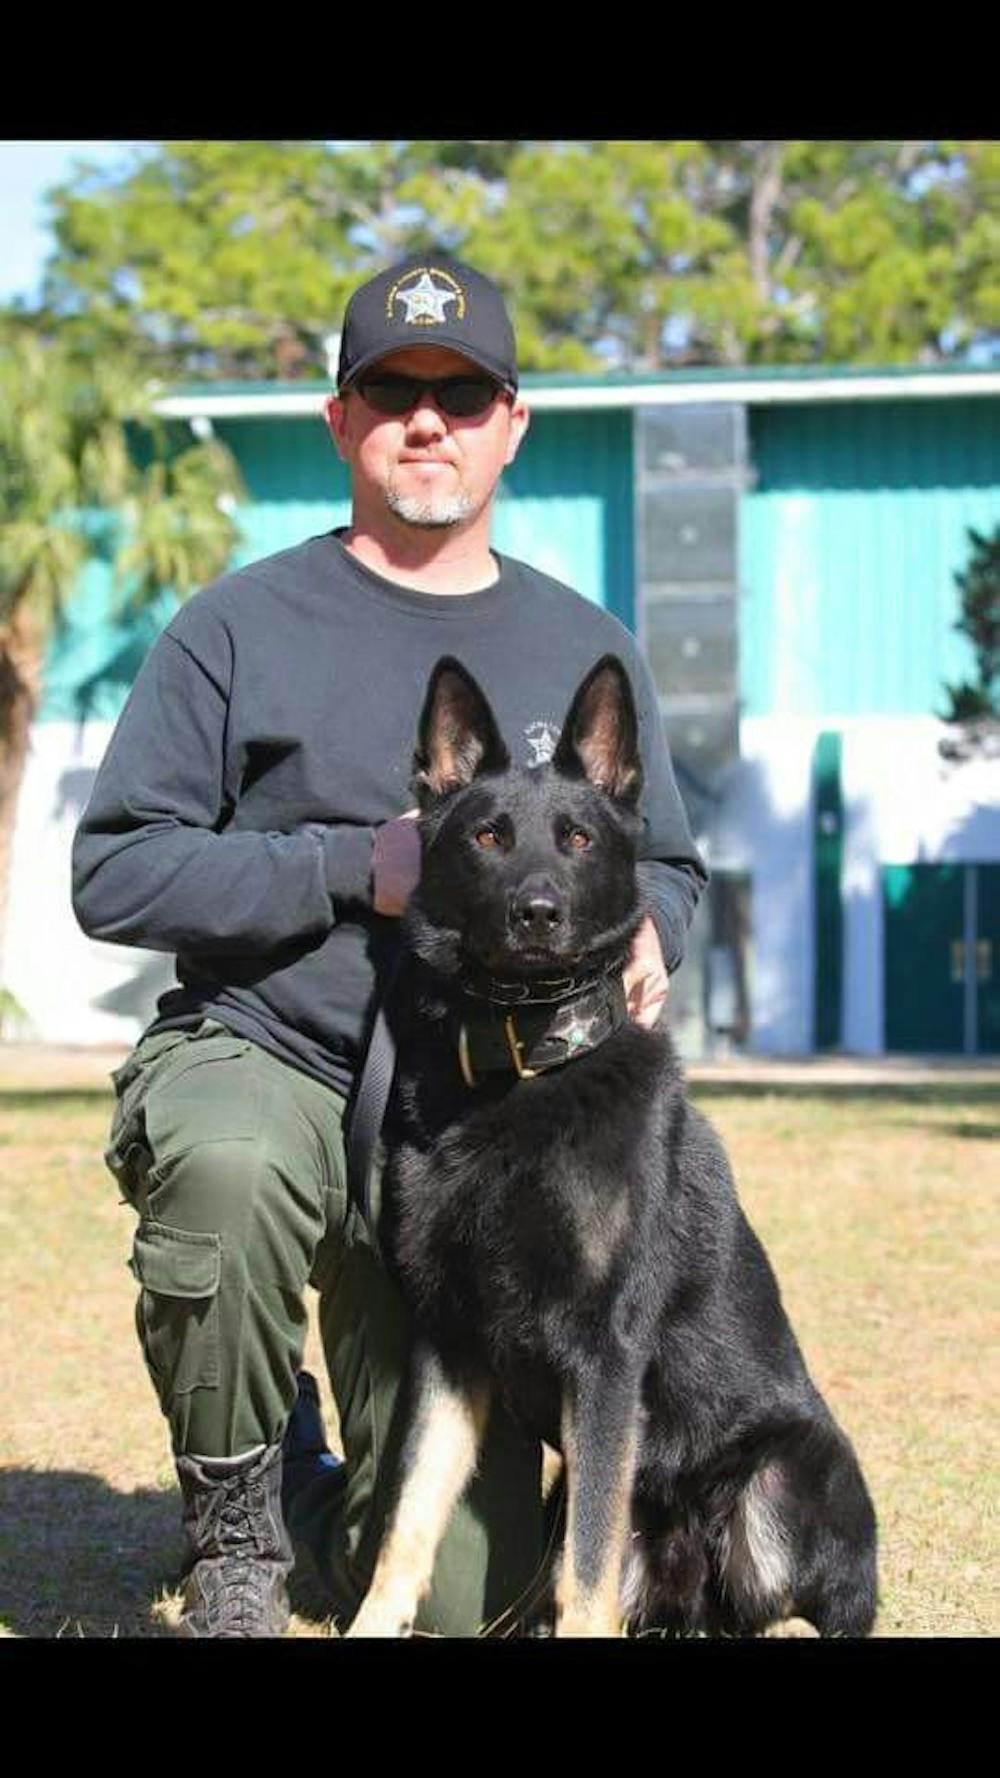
[568,828,591,851]
[475,826,500,849]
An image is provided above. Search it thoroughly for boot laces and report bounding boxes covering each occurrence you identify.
[214,1477,269,1554]
[204,1476,276,1628]
[180,1454,289,1635]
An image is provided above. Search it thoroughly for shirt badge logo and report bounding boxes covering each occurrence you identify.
[525,721,559,765]
[387,267,465,328]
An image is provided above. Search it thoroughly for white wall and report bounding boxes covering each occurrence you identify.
[712,717,817,1054]
[4,721,174,1045]
[5,714,998,1053]
[722,715,1000,1055]
[840,718,1000,1054]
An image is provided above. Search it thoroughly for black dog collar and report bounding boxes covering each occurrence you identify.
[455,971,629,1085]
[457,951,624,1007]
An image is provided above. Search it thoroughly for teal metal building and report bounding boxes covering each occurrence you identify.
[13,365,1000,1056]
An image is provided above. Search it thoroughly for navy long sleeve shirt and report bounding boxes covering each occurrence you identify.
[72,531,707,1097]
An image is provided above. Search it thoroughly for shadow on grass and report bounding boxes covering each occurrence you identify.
[687,1083,1000,1108]
[936,1121,1000,1139]
[0,1468,182,1638]
[0,1090,115,1111]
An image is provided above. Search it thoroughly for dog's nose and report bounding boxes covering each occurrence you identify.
[511,888,563,939]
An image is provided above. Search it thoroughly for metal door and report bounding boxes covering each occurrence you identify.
[883,862,1000,1054]
[976,864,1000,1054]
[883,864,965,1053]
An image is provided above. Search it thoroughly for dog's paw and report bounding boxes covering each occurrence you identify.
[347,1598,416,1639]
[556,1605,626,1638]
[149,1588,185,1635]
[761,1616,820,1638]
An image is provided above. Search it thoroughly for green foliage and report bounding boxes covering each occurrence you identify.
[1,333,93,634]
[0,322,246,639]
[21,141,1000,382]
[941,525,1000,723]
[0,317,248,967]
[39,142,398,379]
[114,438,244,613]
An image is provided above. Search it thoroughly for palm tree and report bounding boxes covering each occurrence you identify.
[0,325,245,1005]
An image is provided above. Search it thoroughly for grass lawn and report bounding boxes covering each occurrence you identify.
[0,1061,996,1638]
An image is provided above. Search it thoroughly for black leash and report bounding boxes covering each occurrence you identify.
[344,949,630,1250]
[344,953,409,1257]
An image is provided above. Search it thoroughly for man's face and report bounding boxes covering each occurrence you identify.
[324,346,530,533]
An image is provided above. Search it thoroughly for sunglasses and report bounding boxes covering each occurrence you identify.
[354,371,509,419]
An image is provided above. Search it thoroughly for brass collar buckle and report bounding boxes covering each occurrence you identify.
[503,1013,539,1079]
[457,1014,540,1086]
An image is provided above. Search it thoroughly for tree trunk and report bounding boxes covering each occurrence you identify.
[749,141,784,303]
[0,607,45,989]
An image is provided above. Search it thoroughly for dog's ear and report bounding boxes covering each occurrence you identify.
[412,656,511,806]
[552,655,643,808]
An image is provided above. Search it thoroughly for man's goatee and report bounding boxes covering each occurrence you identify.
[386,489,476,528]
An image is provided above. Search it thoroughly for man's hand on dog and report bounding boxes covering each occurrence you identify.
[374,813,668,1029]
[623,913,669,1030]
[373,810,422,916]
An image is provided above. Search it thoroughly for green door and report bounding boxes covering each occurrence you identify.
[977,864,1000,1054]
[883,865,966,1053]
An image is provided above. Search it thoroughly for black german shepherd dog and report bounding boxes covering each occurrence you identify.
[349,653,877,1638]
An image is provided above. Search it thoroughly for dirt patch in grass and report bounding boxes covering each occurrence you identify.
[0,1065,996,1637]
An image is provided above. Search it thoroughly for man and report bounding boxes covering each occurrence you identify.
[72,256,707,1637]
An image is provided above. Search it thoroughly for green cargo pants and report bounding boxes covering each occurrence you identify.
[105,1017,547,1636]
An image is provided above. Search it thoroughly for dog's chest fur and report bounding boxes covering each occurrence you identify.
[382,1012,681,1429]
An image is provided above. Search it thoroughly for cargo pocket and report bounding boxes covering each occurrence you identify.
[130,1220,223,1401]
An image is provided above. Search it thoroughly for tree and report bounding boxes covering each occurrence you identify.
[939,525,1000,762]
[36,141,400,380]
[0,322,245,992]
[28,141,1000,382]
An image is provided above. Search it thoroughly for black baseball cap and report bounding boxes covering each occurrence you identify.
[337,257,518,396]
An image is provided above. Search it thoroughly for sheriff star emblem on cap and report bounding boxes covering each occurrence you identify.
[391,268,464,326]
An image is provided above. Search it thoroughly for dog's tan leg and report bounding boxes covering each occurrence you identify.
[348,1350,490,1638]
[556,1375,640,1638]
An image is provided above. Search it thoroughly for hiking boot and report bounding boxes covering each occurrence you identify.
[281,1369,344,1521]
[175,1441,293,1637]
